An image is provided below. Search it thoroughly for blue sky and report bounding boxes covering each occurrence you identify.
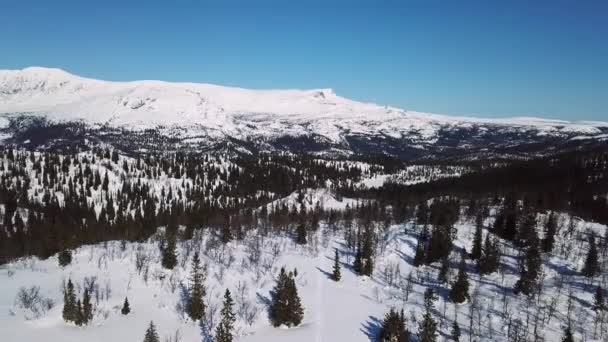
[1,0,606,120]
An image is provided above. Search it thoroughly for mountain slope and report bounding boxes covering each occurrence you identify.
[1,67,607,159]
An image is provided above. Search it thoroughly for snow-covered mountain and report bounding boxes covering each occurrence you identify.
[1,67,607,159]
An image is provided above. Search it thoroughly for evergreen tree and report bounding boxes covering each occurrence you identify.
[438,254,449,284]
[221,220,233,244]
[62,278,77,323]
[161,227,178,270]
[331,249,341,281]
[541,212,557,253]
[378,308,410,342]
[270,267,304,327]
[143,321,160,342]
[451,319,461,342]
[478,234,500,275]
[82,289,93,324]
[514,230,541,296]
[582,235,599,278]
[361,227,375,276]
[470,213,483,260]
[450,254,469,303]
[353,238,364,274]
[121,297,131,315]
[413,238,425,267]
[215,289,236,342]
[75,299,84,326]
[593,286,605,312]
[295,222,307,244]
[418,289,437,342]
[425,225,452,264]
[187,252,206,321]
[562,326,574,342]
[58,250,72,267]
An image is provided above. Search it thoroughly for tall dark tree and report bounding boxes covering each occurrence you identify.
[378,308,410,342]
[143,321,160,342]
[58,250,72,267]
[514,230,541,296]
[449,254,469,303]
[413,237,425,267]
[478,234,500,275]
[295,222,307,245]
[593,286,605,312]
[438,254,449,284]
[62,278,77,323]
[451,319,461,342]
[418,289,437,342]
[541,212,557,253]
[270,268,304,327]
[121,297,131,315]
[161,227,178,270]
[331,249,341,282]
[470,213,483,260]
[582,235,600,278]
[187,252,206,321]
[215,289,236,342]
[82,289,93,324]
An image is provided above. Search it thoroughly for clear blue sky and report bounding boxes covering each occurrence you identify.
[1,0,606,120]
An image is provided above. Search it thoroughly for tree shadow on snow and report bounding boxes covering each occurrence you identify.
[360,315,382,341]
[316,266,334,280]
[256,292,273,321]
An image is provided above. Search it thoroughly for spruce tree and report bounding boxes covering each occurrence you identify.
[161,227,178,270]
[82,288,93,324]
[582,235,599,278]
[514,230,541,296]
[187,252,206,321]
[418,289,437,342]
[450,254,469,303]
[62,279,77,323]
[562,326,574,342]
[270,267,304,327]
[121,297,131,315]
[478,234,500,275]
[361,227,375,276]
[353,239,363,274]
[295,222,307,245]
[593,286,605,312]
[143,321,160,342]
[541,212,557,253]
[215,289,236,342]
[413,238,425,267]
[470,214,483,260]
[331,249,341,282]
[58,250,72,267]
[451,319,461,342]
[285,274,304,327]
[438,254,449,284]
[75,299,84,326]
[378,308,410,342]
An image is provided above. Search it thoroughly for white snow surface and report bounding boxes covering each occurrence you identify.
[1,67,607,143]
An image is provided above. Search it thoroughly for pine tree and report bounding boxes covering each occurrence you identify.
[449,254,469,303]
[295,222,307,244]
[221,220,233,244]
[593,286,605,312]
[143,321,160,342]
[582,235,599,278]
[161,227,178,270]
[438,254,449,284]
[121,297,131,315]
[541,212,557,253]
[418,289,437,342]
[331,249,341,281]
[470,213,483,260]
[451,319,461,342]
[413,237,425,267]
[425,225,452,264]
[378,308,410,342]
[75,299,84,326]
[353,238,364,274]
[270,267,304,327]
[82,288,93,324]
[514,230,541,296]
[58,250,72,267]
[361,227,375,276]
[62,278,77,323]
[187,252,206,321]
[562,325,574,342]
[215,289,236,342]
[478,234,500,274]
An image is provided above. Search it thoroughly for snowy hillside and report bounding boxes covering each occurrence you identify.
[1,213,606,342]
[1,67,607,160]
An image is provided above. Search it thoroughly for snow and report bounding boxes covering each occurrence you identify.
[1,67,607,145]
[1,211,606,342]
